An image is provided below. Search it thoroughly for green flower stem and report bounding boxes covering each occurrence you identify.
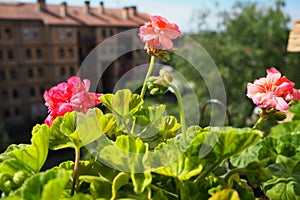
[224,167,248,184]
[150,184,178,198]
[140,55,156,99]
[252,116,264,129]
[131,55,155,135]
[70,147,80,196]
[168,82,187,143]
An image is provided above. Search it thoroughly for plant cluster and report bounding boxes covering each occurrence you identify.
[1,15,300,200]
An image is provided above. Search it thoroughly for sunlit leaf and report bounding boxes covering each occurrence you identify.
[209,189,240,200]
[111,172,130,199]
[8,168,71,200]
[131,172,152,193]
[49,114,75,150]
[154,156,203,180]
[98,135,148,172]
[79,175,112,199]
[0,123,49,194]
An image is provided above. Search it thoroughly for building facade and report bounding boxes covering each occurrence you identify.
[0,0,149,126]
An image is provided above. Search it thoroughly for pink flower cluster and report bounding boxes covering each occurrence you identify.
[139,15,182,50]
[44,76,101,126]
[247,67,300,110]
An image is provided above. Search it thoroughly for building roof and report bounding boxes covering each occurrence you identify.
[0,1,150,27]
[287,20,300,52]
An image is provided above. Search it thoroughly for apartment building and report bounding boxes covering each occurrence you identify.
[0,0,149,126]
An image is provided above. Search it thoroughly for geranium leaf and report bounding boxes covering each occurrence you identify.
[0,124,49,190]
[49,115,75,150]
[188,127,263,161]
[99,93,113,110]
[152,189,169,200]
[159,116,181,140]
[153,156,203,180]
[204,127,263,159]
[98,135,148,172]
[111,172,130,199]
[8,168,71,200]
[76,108,114,146]
[237,161,271,187]
[137,104,166,140]
[227,174,255,200]
[100,90,136,133]
[263,176,300,200]
[262,163,300,198]
[270,120,300,137]
[100,89,132,117]
[230,142,261,168]
[49,108,113,150]
[79,175,112,199]
[129,94,144,115]
[209,189,240,200]
[131,172,152,193]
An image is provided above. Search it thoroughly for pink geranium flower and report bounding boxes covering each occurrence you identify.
[139,15,182,50]
[44,76,101,126]
[247,67,300,110]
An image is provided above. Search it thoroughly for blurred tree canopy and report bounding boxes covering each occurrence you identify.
[168,0,300,127]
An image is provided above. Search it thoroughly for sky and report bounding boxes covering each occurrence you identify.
[2,0,300,33]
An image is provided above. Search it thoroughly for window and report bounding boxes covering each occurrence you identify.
[60,67,66,76]
[8,50,14,60]
[39,87,45,95]
[110,29,114,36]
[58,28,64,40]
[1,90,8,99]
[10,70,17,80]
[5,28,12,39]
[29,87,36,97]
[33,28,40,39]
[28,69,34,78]
[36,48,42,59]
[69,66,75,75]
[15,108,20,116]
[37,67,44,77]
[23,28,30,40]
[3,109,10,117]
[0,71,5,80]
[68,47,74,57]
[58,48,65,58]
[66,28,73,39]
[102,29,106,38]
[25,49,32,59]
[12,89,18,99]
[77,31,81,39]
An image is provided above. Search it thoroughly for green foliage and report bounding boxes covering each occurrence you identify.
[7,168,72,200]
[290,101,300,120]
[231,121,300,199]
[0,124,49,195]
[0,86,277,199]
[2,1,300,194]
[48,108,114,150]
